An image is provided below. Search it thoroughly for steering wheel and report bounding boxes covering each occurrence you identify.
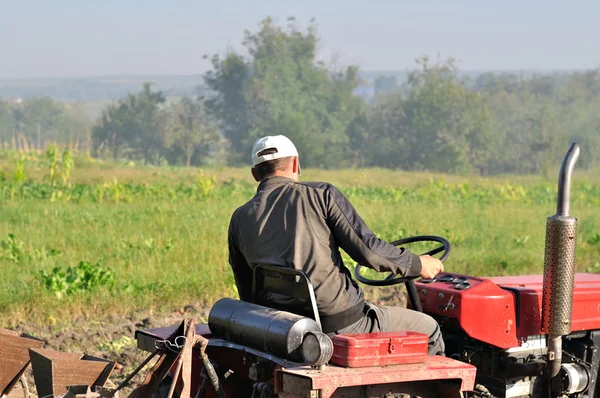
[353,235,451,287]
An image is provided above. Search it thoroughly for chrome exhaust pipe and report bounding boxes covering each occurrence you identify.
[541,143,580,379]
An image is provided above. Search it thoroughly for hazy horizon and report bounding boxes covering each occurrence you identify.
[1,0,599,80]
[0,68,590,83]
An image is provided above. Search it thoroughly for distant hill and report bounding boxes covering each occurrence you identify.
[359,69,579,85]
[0,70,578,103]
[0,74,204,102]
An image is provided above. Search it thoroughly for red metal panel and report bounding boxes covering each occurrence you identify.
[276,355,477,397]
[491,273,600,337]
[331,332,427,367]
[414,274,519,349]
[415,272,600,349]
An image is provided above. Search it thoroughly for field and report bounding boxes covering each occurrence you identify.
[1,150,600,389]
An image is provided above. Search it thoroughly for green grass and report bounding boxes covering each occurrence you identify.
[0,152,599,328]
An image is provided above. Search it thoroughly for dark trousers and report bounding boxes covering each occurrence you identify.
[332,303,445,356]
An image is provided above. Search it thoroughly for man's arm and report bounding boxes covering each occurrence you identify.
[324,184,422,277]
[228,216,253,302]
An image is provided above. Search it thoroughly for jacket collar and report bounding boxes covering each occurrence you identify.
[257,176,295,192]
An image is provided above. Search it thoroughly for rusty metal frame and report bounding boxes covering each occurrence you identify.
[0,329,44,396]
[275,356,476,398]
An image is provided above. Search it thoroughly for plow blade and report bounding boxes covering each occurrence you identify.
[0,329,44,396]
[29,348,115,398]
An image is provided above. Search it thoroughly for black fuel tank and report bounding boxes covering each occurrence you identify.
[208,298,323,363]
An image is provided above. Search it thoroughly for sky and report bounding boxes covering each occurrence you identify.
[1,0,599,79]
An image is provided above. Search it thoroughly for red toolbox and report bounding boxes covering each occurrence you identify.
[330,331,428,368]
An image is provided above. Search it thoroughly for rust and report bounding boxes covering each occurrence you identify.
[28,348,115,398]
[0,330,44,396]
[168,318,196,398]
[277,355,476,398]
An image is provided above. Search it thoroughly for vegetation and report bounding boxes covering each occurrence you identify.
[204,17,364,167]
[0,97,91,152]
[40,260,115,299]
[0,152,598,328]
[1,18,599,174]
[1,17,599,328]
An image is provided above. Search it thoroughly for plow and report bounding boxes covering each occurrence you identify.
[2,143,599,397]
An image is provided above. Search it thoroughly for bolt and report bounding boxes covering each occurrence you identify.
[421,289,427,296]
[438,292,445,300]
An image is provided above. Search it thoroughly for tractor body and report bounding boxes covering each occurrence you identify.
[415,272,600,397]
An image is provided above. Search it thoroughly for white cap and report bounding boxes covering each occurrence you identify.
[251,135,299,166]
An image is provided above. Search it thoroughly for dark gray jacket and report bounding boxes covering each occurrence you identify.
[228,176,422,333]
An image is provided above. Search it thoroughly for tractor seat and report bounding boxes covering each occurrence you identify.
[251,264,322,331]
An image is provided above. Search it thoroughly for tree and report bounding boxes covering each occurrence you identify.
[474,70,600,174]
[374,75,399,95]
[0,101,13,149]
[400,56,493,174]
[0,98,93,153]
[10,107,24,151]
[125,83,167,165]
[92,102,129,160]
[365,92,409,168]
[366,57,493,174]
[20,97,65,150]
[204,17,364,168]
[92,82,166,164]
[204,52,251,164]
[167,96,218,167]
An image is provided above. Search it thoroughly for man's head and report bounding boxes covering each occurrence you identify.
[250,135,301,182]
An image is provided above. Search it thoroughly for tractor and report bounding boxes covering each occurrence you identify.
[134,143,600,398]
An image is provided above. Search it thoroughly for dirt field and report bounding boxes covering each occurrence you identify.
[7,303,208,397]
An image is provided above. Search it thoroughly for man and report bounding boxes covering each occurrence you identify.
[227,135,445,355]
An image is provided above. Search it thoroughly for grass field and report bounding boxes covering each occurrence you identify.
[1,151,599,329]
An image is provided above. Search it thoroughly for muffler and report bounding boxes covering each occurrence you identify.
[541,143,580,379]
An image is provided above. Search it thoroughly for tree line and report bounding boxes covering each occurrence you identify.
[91,83,218,167]
[0,98,91,153]
[2,17,599,175]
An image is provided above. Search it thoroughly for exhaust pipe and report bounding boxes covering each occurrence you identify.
[541,143,580,379]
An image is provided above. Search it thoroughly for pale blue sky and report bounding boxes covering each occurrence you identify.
[1,0,598,79]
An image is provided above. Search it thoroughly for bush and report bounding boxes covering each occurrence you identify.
[0,233,23,262]
[40,260,115,299]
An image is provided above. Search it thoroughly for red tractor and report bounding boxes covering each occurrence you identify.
[135,143,600,398]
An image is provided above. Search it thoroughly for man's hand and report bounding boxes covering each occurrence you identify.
[419,255,444,279]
